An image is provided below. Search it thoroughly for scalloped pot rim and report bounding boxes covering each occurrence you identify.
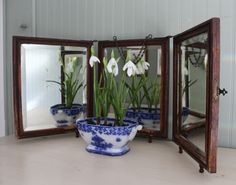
[76,117,138,128]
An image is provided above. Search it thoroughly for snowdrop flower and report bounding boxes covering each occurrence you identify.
[89,56,100,67]
[66,57,77,73]
[183,66,189,75]
[107,50,119,76]
[67,61,74,73]
[136,59,150,75]
[204,54,208,69]
[123,60,138,77]
[89,46,100,67]
[107,58,119,76]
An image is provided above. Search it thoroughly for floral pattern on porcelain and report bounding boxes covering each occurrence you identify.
[50,104,85,127]
[126,108,161,122]
[76,118,142,156]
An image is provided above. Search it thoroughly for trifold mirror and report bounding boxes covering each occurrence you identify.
[13,18,220,173]
[13,37,93,138]
[173,18,220,173]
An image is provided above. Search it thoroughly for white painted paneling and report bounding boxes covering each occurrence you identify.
[207,0,220,18]
[192,0,208,25]
[157,0,169,36]
[180,0,194,31]
[168,0,181,35]
[5,0,33,135]
[145,0,158,36]
[0,0,5,137]
[5,0,236,147]
[230,0,236,147]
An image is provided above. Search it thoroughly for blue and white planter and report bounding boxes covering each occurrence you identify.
[182,107,190,122]
[76,118,142,156]
[125,108,161,130]
[50,104,85,127]
[125,107,190,128]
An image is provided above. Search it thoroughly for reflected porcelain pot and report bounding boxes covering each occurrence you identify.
[50,104,84,127]
[182,107,190,122]
[76,118,142,156]
[125,108,160,129]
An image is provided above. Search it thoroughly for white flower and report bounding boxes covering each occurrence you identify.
[136,60,150,74]
[123,60,138,77]
[107,58,119,76]
[66,57,77,73]
[67,61,74,73]
[183,67,189,75]
[89,56,100,67]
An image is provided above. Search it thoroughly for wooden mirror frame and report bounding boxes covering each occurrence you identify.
[173,18,220,173]
[98,37,170,141]
[13,36,93,139]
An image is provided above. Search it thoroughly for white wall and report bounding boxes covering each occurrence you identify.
[5,0,33,135]
[5,0,236,147]
[0,0,5,137]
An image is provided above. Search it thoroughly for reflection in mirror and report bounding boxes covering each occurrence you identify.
[104,45,162,131]
[21,44,87,131]
[179,33,207,152]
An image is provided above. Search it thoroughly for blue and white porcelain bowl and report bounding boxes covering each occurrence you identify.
[76,118,142,156]
[125,108,160,130]
[50,104,84,127]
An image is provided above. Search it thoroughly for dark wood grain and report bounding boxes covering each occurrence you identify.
[13,36,93,139]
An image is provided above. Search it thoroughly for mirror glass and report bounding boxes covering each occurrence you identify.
[103,45,162,131]
[21,44,87,131]
[179,33,207,152]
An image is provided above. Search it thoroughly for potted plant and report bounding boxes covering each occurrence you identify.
[125,68,161,130]
[76,47,143,156]
[48,56,85,127]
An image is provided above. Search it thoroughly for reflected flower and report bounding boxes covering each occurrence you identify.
[123,60,138,77]
[66,57,78,73]
[136,60,150,74]
[183,66,188,75]
[67,61,74,73]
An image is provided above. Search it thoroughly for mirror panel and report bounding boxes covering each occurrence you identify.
[173,18,220,173]
[13,37,93,138]
[21,44,87,131]
[98,38,169,140]
[180,33,207,153]
[104,46,162,131]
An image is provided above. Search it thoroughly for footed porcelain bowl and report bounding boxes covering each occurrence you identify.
[50,104,84,127]
[76,118,142,156]
[125,108,161,130]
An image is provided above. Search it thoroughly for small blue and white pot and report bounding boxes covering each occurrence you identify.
[50,104,84,127]
[182,107,190,122]
[76,118,142,156]
[125,108,160,130]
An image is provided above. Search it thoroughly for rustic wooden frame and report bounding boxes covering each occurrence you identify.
[98,37,170,139]
[173,18,220,173]
[13,36,93,139]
